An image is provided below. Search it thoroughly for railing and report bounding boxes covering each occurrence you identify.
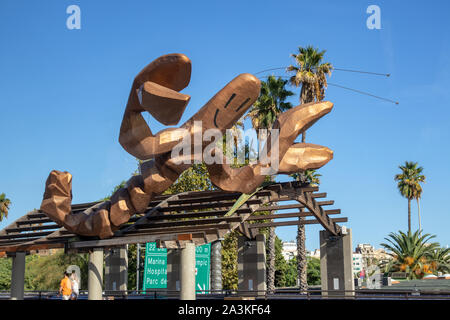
[1,289,450,300]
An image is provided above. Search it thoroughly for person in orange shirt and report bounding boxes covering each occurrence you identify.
[59,272,72,300]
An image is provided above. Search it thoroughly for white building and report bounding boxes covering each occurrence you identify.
[356,243,391,265]
[281,242,322,261]
[353,243,392,277]
[352,253,363,275]
[281,241,297,261]
[308,249,320,259]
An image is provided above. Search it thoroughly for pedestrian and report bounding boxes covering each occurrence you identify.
[59,271,72,300]
[70,270,79,300]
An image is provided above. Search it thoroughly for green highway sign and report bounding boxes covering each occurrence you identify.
[142,242,167,289]
[142,242,211,292]
[195,243,211,293]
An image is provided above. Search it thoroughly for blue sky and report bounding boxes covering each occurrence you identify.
[1,0,449,251]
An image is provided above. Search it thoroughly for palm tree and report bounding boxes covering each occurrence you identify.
[0,193,11,222]
[381,230,439,279]
[246,75,294,133]
[246,76,293,293]
[291,169,321,293]
[427,247,450,274]
[394,161,425,233]
[291,169,321,185]
[287,48,331,290]
[266,227,276,294]
[287,46,333,143]
[412,169,425,233]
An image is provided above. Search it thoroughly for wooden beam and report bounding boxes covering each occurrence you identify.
[69,233,186,249]
[6,224,61,233]
[317,200,334,206]
[247,217,348,228]
[0,231,54,240]
[238,223,252,239]
[0,242,65,253]
[0,238,42,247]
[125,223,232,235]
[254,203,304,212]
[247,209,341,221]
[157,199,261,212]
[311,192,327,198]
[133,216,242,229]
[167,193,241,205]
[0,210,40,236]
[115,193,187,236]
[16,218,54,226]
[131,208,251,222]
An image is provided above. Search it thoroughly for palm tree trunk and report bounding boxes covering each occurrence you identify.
[300,84,314,143]
[296,214,308,293]
[267,227,275,294]
[408,198,411,233]
[417,198,421,234]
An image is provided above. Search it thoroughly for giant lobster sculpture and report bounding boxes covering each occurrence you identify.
[40,53,334,239]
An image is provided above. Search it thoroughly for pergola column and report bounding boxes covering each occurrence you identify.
[320,228,354,297]
[105,246,128,294]
[180,242,196,300]
[237,234,266,297]
[88,248,104,300]
[10,252,26,300]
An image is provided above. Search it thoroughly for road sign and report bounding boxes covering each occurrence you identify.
[195,243,211,293]
[142,242,211,292]
[142,242,167,289]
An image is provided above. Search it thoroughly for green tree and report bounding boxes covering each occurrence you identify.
[0,257,12,290]
[306,257,321,285]
[381,230,439,279]
[287,45,333,143]
[127,243,145,291]
[25,250,89,290]
[282,256,321,286]
[283,258,299,287]
[0,193,11,222]
[291,169,321,186]
[165,163,213,194]
[0,250,88,291]
[273,236,289,288]
[394,161,425,233]
[0,251,89,291]
[221,231,238,290]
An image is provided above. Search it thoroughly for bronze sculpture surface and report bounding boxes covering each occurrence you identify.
[40,53,334,238]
